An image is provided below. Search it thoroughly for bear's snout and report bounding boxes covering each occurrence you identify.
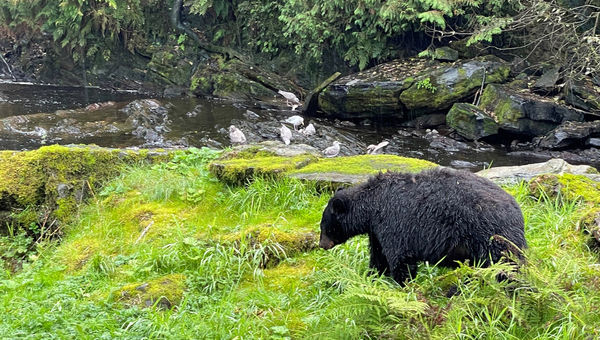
[319,234,335,250]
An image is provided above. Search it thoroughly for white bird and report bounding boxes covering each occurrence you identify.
[284,115,304,130]
[366,141,389,155]
[229,125,246,144]
[300,123,316,136]
[322,141,341,158]
[280,124,292,145]
[278,90,301,109]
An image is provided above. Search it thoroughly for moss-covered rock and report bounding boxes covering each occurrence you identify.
[289,155,438,186]
[317,58,426,119]
[433,46,459,61]
[0,145,170,231]
[479,84,584,136]
[528,173,600,204]
[116,273,186,309]
[399,56,510,113]
[211,147,438,187]
[446,102,499,140]
[209,154,318,185]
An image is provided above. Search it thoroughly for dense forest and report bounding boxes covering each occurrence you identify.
[1,0,598,86]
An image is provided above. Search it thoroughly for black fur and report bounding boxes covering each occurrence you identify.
[319,167,527,284]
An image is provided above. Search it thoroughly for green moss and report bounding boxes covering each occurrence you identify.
[209,155,318,185]
[291,154,437,176]
[115,273,186,309]
[529,174,600,204]
[0,145,170,230]
[479,84,522,126]
[400,61,510,112]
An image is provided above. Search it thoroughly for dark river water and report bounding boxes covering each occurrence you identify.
[0,82,547,169]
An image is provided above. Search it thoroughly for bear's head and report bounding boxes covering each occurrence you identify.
[319,190,351,250]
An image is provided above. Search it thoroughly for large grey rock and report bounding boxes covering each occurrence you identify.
[318,56,511,120]
[479,84,584,136]
[446,103,499,140]
[399,56,510,113]
[537,121,600,149]
[318,59,424,119]
[477,158,599,185]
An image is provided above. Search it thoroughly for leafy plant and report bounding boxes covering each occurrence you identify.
[416,77,437,93]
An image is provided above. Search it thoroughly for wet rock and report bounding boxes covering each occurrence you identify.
[121,99,171,145]
[479,84,584,136]
[477,158,599,185]
[587,138,600,147]
[537,121,600,149]
[400,56,510,113]
[564,79,600,113]
[318,59,426,119]
[404,113,447,129]
[446,103,499,140]
[425,129,470,152]
[433,47,459,62]
[318,56,510,120]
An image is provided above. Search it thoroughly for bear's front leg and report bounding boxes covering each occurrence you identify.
[390,262,417,285]
[368,234,389,275]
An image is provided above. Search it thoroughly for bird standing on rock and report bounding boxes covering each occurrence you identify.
[278,90,301,110]
[300,123,316,136]
[229,125,246,144]
[280,124,292,145]
[366,141,389,154]
[323,141,341,158]
[284,115,304,130]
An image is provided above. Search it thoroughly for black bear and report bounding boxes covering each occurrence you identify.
[319,167,527,284]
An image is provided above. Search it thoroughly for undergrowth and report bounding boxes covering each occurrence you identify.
[0,150,599,338]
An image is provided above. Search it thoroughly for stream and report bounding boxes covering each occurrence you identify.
[0,82,563,169]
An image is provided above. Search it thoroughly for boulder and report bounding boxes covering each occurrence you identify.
[476,158,599,185]
[399,56,510,113]
[318,56,510,119]
[537,121,600,149]
[433,47,459,61]
[446,103,499,140]
[121,99,171,145]
[479,84,584,136]
[318,59,425,119]
[564,79,600,113]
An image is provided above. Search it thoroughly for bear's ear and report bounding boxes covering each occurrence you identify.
[331,194,349,215]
